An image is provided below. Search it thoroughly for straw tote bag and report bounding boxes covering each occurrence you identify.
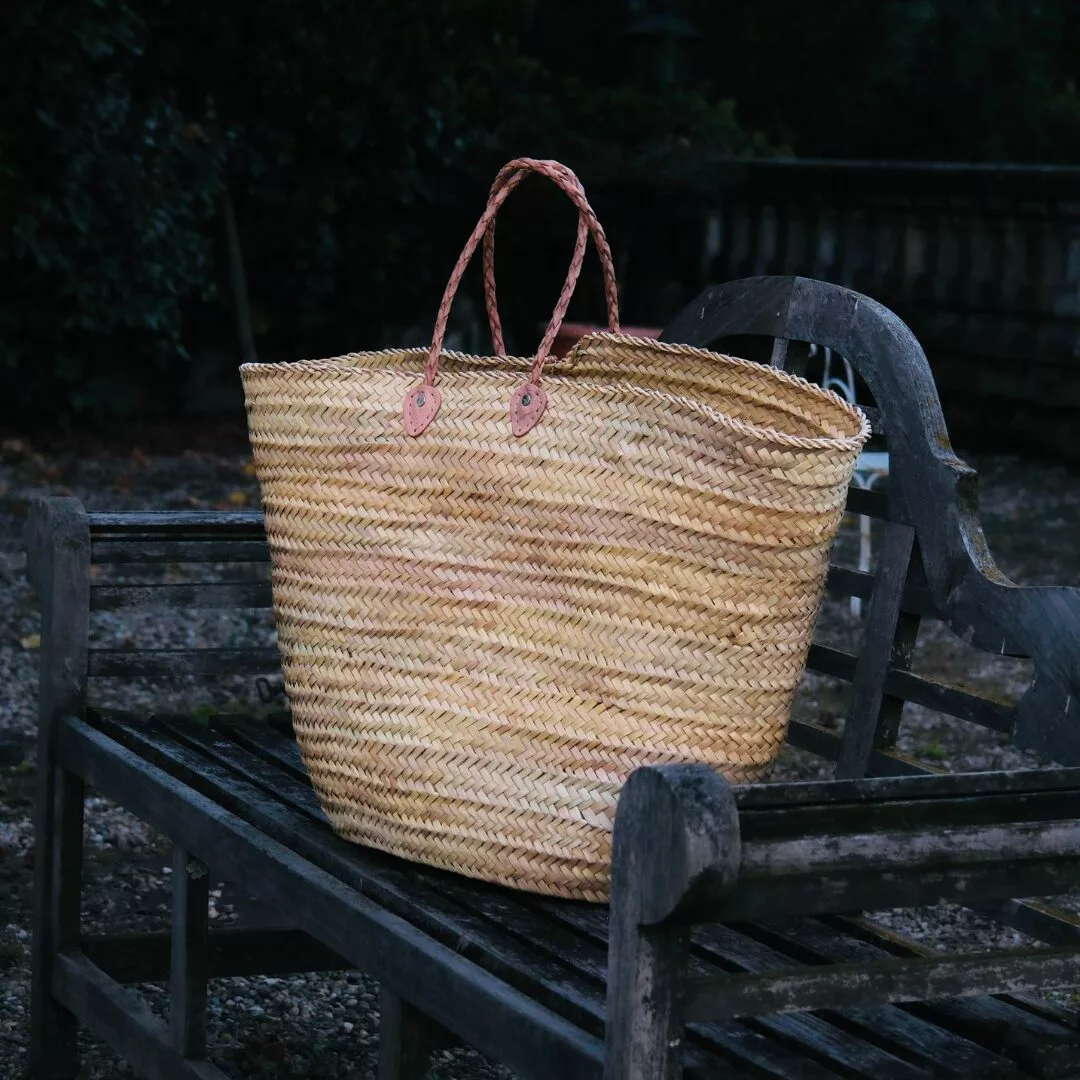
[242,158,870,901]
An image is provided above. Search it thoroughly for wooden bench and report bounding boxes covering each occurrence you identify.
[26,276,1080,1080]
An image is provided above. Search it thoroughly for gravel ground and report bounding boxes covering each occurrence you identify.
[1,432,1079,1077]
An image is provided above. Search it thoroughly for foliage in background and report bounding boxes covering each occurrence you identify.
[686,0,1080,162]
[2,0,1078,422]
[0,1,231,418]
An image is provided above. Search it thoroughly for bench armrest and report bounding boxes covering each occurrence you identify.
[614,763,1080,927]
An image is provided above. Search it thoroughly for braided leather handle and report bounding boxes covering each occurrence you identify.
[404,158,621,437]
[481,160,620,366]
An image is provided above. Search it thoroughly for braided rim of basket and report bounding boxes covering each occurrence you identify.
[246,332,872,453]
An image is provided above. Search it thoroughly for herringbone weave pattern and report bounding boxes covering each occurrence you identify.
[242,334,869,900]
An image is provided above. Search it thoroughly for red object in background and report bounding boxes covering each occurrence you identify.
[549,322,662,359]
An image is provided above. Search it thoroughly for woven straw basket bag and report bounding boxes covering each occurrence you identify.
[242,158,870,901]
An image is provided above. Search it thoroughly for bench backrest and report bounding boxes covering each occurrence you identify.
[28,276,1080,781]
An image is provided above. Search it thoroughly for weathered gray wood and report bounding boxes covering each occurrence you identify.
[170,847,209,1059]
[769,336,790,369]
[615,766,742,928]
[683,947,1080,1022]
[795,915,1080,1075]
[603,765,740,1080]
[90,582,273,612]
[27,496,90,1080]
[741,819,1080,877]
[690,924,1021,1079]
[735,764,1080,809]
[378,988,455,1080]
[833,522,911,777]
[808,644,1016,733]
[824,565,940,617]
[787,718,936,776]
[89,648,281,679]
[741,790,1080,841]
[836,522,917,778]
[52,952,227,1080]
[547,901,926,1079]
[59,716,605,1080]
[91,540,269,564]
[873,606,922,752]
[88,510,265,536]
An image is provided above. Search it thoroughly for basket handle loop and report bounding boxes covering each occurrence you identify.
[404,158,621,437]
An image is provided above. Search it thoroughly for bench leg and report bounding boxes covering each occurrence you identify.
[170,846,210,1059]
[604,918,688,1080]
[29,766,85,1079]
[378,986,453,1080]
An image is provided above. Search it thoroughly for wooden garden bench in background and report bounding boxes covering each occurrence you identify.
[26,276,1080,1079]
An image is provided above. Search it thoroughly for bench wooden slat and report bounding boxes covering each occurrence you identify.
[741,790,1080,841]
[738,766,1080,808]
[688,924,1020,1078]
[787,718,937,775]
[90,582,274,611]
[88,511,266,537]
[975,898,1080,948]
[762,916,1080,1077]
[825,566,940,617]
[53,951,227,1080]
[683,947,1080,1022]
[91,540,270,565]
[807,646,1017,733]
[550,896,1080,1076]
[88,648,280,679]
[539,901,929,1079]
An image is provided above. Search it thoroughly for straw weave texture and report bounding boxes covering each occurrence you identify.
[242,333,870,900]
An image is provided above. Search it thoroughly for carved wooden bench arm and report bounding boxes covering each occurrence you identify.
[662,275,1080,765]
[614,763,1080,930]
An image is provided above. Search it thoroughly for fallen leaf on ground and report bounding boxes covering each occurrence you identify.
[20,633,40,650]
[226,489,249,506]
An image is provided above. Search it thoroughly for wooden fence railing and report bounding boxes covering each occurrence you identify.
[677,159,1080,458]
